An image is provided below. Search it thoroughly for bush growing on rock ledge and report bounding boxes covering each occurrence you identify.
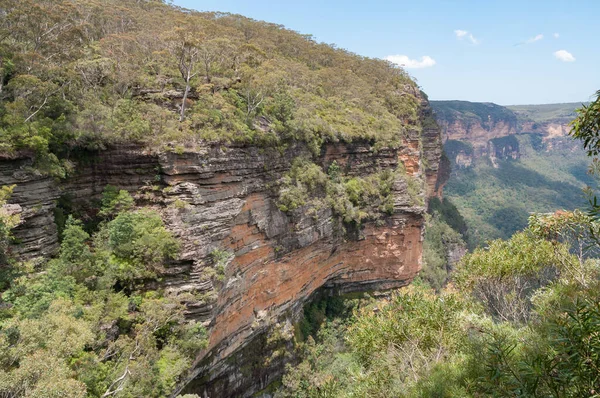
[277,158,329,213]
[0,186,19,267]
[277,158,399,226]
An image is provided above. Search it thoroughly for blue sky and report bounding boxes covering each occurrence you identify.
[172,0,599,105]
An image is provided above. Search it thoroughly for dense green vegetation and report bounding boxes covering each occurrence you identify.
[277,158,422,227]
[0,0,421,176]
[278,211,600,397]
[444,134,594,247]
[0,188,207,397]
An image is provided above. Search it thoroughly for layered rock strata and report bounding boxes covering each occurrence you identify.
[0,102,442,397]
[430,101,577,166]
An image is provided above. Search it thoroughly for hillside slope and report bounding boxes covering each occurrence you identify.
[1,0,421,169]
[507,102,583,123]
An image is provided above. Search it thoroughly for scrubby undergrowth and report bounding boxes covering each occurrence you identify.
[0,188,207,398]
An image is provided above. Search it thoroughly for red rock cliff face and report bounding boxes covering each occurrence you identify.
[169,143,430,397]
[0,101,442,397]
[437,118,517,153]
[431,101,575,167]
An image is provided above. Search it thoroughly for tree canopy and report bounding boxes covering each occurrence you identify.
[571,90,600,156]
[0,189,207,397]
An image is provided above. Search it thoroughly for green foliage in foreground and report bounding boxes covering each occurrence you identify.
[278,212,600,397]
[0,188,206,398]
[571,91,600,157]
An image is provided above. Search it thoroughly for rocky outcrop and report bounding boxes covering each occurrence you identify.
[0,102,442,397]
[421,104,444,198]
[0,159,60,261]
[438,119,516,153]
[519,120,572,138]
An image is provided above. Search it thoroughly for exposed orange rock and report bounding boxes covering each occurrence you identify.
[440,119,516,151]
[211,201,422,359]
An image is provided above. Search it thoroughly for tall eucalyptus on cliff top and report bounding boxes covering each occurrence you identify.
[571,91,600,225]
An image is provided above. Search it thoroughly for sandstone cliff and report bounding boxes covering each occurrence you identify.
[435,100,591,249]
[0,99,442,396]
[431,100,581,167]
[431,101,517,152]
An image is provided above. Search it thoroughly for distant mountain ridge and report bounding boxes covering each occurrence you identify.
[431,101,585,150]
[507,103,584,124]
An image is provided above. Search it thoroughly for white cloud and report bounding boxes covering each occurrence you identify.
[553,33,560,38]
[553,49,575,62]
[454,29,480,45]
[385,55,436,69]
[526,34,544,43]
